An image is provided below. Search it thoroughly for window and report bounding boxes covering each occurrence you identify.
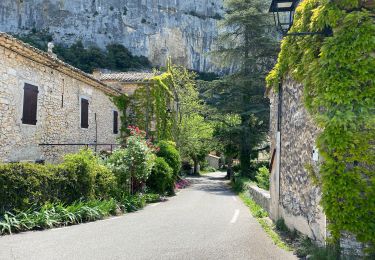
[81,98,89,128]
[22,83,39,125]
[113,110,119,134]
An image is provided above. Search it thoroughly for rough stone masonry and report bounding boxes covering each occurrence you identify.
[0,33,121,163]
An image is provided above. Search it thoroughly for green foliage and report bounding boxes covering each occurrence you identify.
[0,199,117,235]
[205,0,277,176]
[0,149,116,213]
[232,179,291,251]
[13,31,151,73]
[156,141,181,179]
[146,157,174,195]
[294,236,349,260]
[111,94,130,138]
[125,71,175,141]
[143,193,162,203]
[231,175,254,193]
[255,166,270,190]
[275,218,289,233]
[106,132,155,194]
[0,163,56,213]
[266,0,375,246]
[118,194,146,212]
[60,149,97,202]
[178,114,214,173]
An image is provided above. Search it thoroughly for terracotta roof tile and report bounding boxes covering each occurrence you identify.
[99,72,156,82]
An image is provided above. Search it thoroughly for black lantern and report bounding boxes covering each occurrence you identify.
[269,0,332,37]
[269,0,299,35]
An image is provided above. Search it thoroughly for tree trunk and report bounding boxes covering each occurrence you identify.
[193,158,199,175]
[226,156,233,180]
[240,114,252,178]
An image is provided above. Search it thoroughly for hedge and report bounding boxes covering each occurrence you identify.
[156,141,181,180]
[0,150,116,213]
[146,157,174,195]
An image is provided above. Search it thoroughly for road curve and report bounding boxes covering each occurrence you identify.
[0,172,296,260]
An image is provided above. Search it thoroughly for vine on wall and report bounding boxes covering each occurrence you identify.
[112,71,175,142]
[266,0,374,247]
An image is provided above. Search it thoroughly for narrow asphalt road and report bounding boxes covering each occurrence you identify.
[0,172,296,260]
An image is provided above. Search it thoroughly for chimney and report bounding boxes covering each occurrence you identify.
[47,42,57,58]
[92,69,102,79]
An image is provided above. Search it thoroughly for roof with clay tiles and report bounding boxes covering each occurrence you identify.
[99,71,156,83]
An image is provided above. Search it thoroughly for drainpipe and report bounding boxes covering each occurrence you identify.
[276,82,283,219]
[94,113,98,153]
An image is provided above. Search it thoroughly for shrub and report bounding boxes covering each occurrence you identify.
[146,157,174,194]
[93,164,117,199]
[0,163,57,213]
[255,166,270,190]
[232,164,241,173]
[118,194,146,212]
[106,133,155,194]
[59,149,107,202]
[105,149,129,192]
[156,141,181,179]
[143,193,161,203]
[0,149,116,213]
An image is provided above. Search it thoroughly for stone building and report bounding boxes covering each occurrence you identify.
[0,33,122,163]
[96,70,157,132]
[267,77,327,243]
[94,71,155,96]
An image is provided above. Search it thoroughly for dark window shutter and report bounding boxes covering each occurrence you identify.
[113,111,119,134]
[22,83,38,125]
[81,98,89,128]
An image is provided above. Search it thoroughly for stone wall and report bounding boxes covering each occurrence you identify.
[206,154,220,169]
[248,185,270,214]
[268,77,326,243]
[0,44,121,163]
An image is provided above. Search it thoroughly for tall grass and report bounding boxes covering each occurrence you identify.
[0,194,161,235]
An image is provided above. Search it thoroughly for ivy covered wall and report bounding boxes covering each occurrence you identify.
[112,71,176,142]
[266,0,374,248]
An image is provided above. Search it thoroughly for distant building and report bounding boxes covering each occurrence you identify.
[94,70,162,135]
[0,33,122,163]
[94,70,156,96]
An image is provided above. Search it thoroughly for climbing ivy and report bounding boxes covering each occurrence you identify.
[266,0,375,248]
[111,69,175,142]
[150,73,174,141]
[111,94,130,141]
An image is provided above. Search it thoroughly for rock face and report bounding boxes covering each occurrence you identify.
[0,0,224,72]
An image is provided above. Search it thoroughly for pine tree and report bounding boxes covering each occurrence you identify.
[207,0,277,178]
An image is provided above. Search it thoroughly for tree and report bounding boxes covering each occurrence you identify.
[213,114,241,179]
[206,0,277,178]
[178,114,214,174]
[165,63,215,174]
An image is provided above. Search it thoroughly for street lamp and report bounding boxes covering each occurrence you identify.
[269,0,332,37]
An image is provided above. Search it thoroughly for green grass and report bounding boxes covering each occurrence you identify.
[232,176,291,251]
[238,191,292,251]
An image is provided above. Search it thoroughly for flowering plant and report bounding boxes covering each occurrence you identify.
[127,125,159,153]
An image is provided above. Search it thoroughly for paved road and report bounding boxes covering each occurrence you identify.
[0,172,296,260]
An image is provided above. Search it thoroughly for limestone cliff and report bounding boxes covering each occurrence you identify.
[0,0,224,72]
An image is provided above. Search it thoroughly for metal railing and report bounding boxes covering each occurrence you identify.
[39,143,122,152]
